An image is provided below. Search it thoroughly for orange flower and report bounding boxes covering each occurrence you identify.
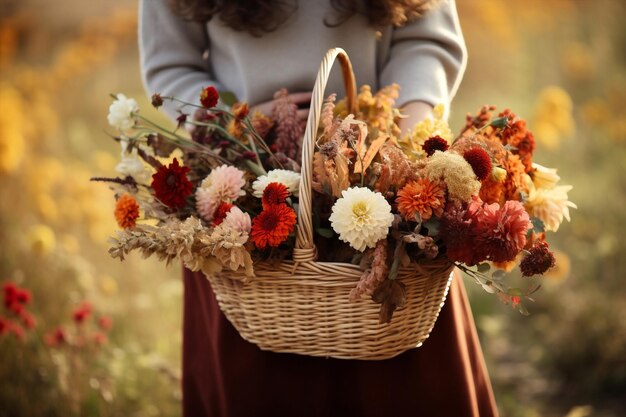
[396,178,446,221]
[480,177,504,205]
[114,194,140,229]
[503,154,527,201]
[250,204,296,249]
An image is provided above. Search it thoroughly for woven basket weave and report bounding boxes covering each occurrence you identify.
[205,48,454,360]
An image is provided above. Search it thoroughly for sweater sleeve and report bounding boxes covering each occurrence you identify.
[379,0,467,110]
[139,0,224,118]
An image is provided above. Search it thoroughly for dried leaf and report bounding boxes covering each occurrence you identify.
[372,279,407,324]
[354,134,389,174]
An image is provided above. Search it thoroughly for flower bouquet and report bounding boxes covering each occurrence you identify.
[95,48,574,359]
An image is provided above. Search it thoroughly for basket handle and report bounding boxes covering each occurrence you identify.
[294,48,357,263]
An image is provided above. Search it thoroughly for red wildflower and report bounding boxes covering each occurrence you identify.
[511,296,521,308]
[114,193,140,229]
[151,158,194,210]
[422,135,449,157]
[250,204,297,249]
[98,316,113,331]
[0,317,8,335]
[45,327,67,347]
[93,332,108,345]
[520,240,556,277]
[73,302,92,324]
[463,148,492,181]
[11,323,24,340]
[21,311,36,328]
[474,200,531,263]
[262,182,289,209]
[232,102,250,119]
[212,202,234,226]
[3,282,17,307]
[200,86,219,108]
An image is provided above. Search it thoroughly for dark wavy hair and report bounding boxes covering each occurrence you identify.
[169,0,439,36]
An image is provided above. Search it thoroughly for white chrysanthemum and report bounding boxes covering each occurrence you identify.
[252,169,301,197]
[329,187,394,252]
[531,163,561,190]
[115,140,150,183]
[195,165,246,221]
[525,183,576,232]
[108,94,138,132]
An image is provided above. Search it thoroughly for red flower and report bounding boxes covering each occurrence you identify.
[73,302,92,324]
[151,158,194,210]
[511,296,521,308]
[474,200,530,263]
[98,316,113,331]
[3,282,18,307]
[213,202,234,226]
[422,135,449,157]
[250,204,297,249]
[520,240,556,277]
[45,327,67,347]
[439,198,483,265]
[93,332,108,345]
[0,317,8,335]
[21,311,36,328]
[232,102,250,119]
[200,86,219,108]
[262,182,289,209]
[463,147,492,181]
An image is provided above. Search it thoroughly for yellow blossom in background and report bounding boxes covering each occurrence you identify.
[0,84,26,174]
[399,104,452,160]
[60,234,80,255]
[580,98,611,127]
[561,42,595,82]
[532,86,575,150]
[27,224,56,256]
[36,194,59,222]
[99,275,119,296]
[91,150,118,173]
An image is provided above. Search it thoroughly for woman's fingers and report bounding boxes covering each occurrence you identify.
[251,91,313,117]
[289,91,313,107]
[297,108,310,122]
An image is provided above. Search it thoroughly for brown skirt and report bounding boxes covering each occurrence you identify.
[182,268,499,417]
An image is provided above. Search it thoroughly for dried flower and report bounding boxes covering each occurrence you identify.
[107,93,138,132]
[200,86,219,108]
[350,240,389,301]
[232,102,249,119]
[151,158,194,210]
[114,193,140,229]
[422,135,449,156]
[520,240,556,276]
[250,111,274,139]
[250,204,297,249]
[426,151,480,203]
[463,148,493,181]
[329,187,394,252]
[396,178,446,221]
[272,88,304,162]
[262,182,289,209]
[252,169,301,198]
[151,93,163,108]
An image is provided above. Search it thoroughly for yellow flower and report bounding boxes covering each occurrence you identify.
[532,86,575,149]
[524,182,576,232]
[27,224,56,256]
[531,163,561,190]
[0,84,26,174]
[399,104,452,160]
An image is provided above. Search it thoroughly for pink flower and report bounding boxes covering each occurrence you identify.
[222,206,252,234]
[474,200,530,263]
[196,165,246,221]
[440,199,483,265]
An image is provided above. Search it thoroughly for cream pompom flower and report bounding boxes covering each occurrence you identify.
[524,183,576,232]
[252,169,301,197]
[329,187,394,252]
[196,165,246,221]
[425,151,481,203]
[222,206,252,234]
[107,94,138,132]
[115,140,151,183]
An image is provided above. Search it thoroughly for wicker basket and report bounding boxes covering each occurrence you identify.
[205,48,454,360]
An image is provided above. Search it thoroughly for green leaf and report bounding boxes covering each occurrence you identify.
[490,117,509,128]
[531,217,546,234]
[423,218,441,237]
[219,91,238,107]
[508,287,523,296]
[316,228,335,238]
[477,263,491,273]
[492,269,506,279]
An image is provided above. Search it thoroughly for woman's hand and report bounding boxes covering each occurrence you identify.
[398,101,434,134]
[251,91,312,123]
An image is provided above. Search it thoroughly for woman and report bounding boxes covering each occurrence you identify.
[140,1,499,416]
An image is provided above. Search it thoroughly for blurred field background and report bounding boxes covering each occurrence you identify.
[0,0,624,416]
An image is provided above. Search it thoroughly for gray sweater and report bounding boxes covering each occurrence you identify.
[139,0,467,116]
